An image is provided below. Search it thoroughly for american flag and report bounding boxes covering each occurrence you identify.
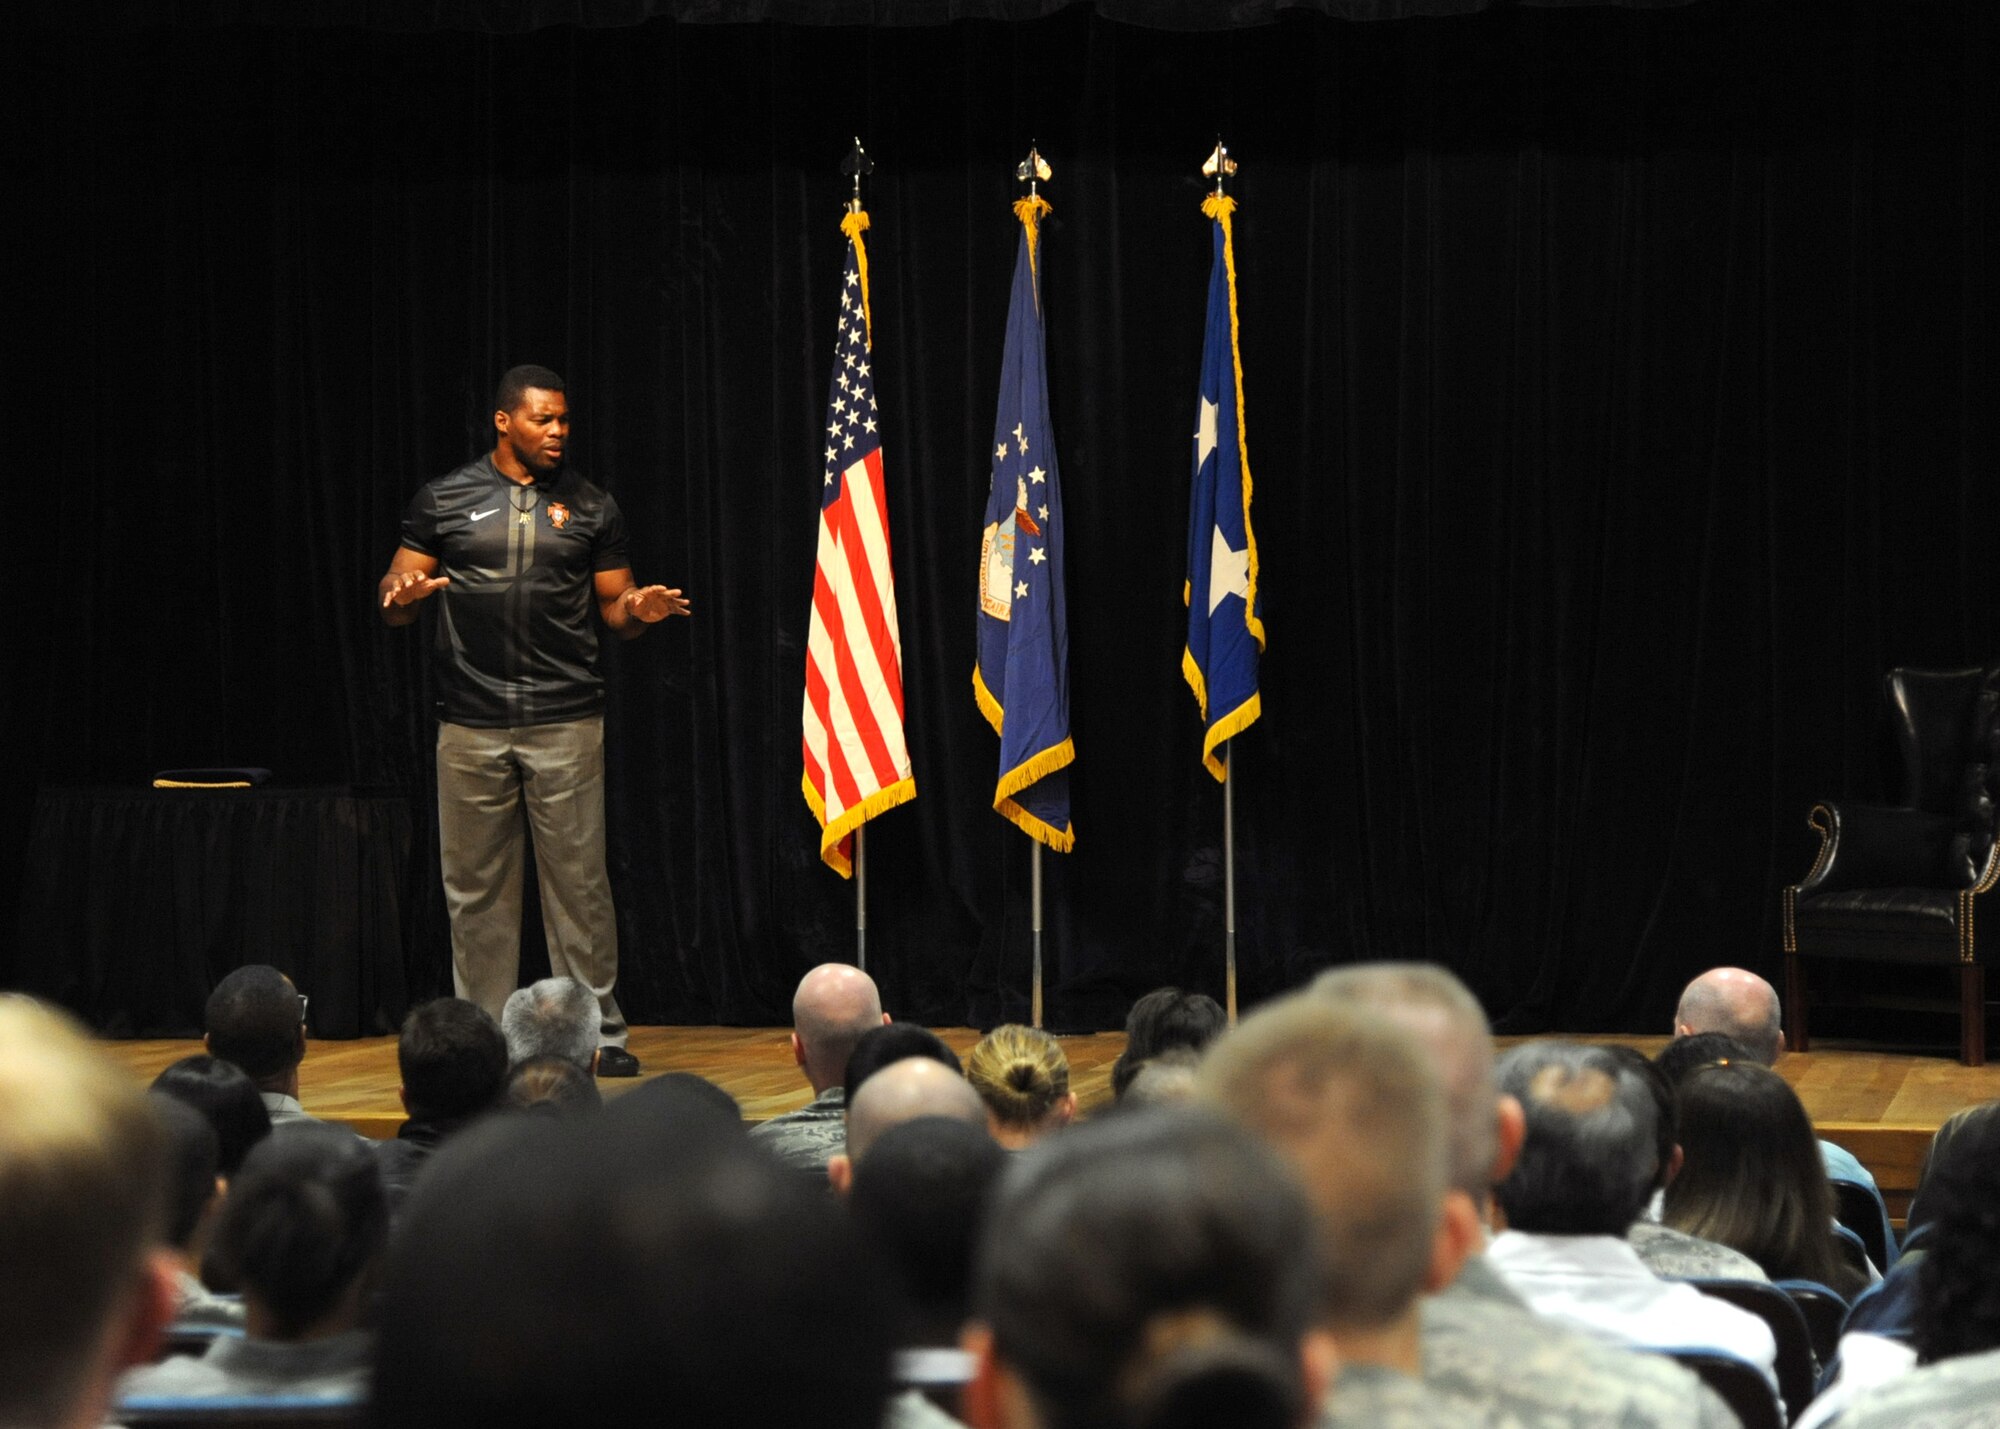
[802,214,915,876]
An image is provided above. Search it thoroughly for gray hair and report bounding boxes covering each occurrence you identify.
[1494,1040,1659,1235]
[501,979,598,1072]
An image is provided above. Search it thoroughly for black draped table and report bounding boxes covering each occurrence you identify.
[12,786,419,1038]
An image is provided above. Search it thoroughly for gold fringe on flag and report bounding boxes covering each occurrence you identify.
[1013,195,1053,292]
[841,207,873,343]
[1199,191,1265,659]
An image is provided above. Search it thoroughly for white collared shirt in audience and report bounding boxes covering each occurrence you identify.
[1487,1229,1779,1389]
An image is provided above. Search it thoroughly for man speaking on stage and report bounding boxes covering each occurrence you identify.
[378,364,688,1077]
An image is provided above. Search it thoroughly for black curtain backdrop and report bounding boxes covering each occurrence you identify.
[5,1,1995,1034]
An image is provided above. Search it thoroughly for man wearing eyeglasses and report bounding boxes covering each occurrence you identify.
[204,964,333,1129]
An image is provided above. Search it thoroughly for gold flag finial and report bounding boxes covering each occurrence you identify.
[1201,139,1238,198]
[1015,144,1053,201]
[841,136,875,214]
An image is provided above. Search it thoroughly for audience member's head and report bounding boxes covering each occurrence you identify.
[1110,987,1227,1099]
[501,977,600,1074]
[604,1072,744,1132]
[844,1023,963,1106]
[1494,1040,1658,1236]
[1202,995,1458,1344]
[791,963,891,1094]
[1663,1058,1849,1290]
[503,1054,602,1116]
[1653,1030,1754,1089]
[399,998,508,1126]
[204,965,307,1092]
[1,996,176,1429]
[210,1124,388,1341]
[1602,1044,1680,1192]
[151,1053,272,1176]
[1672,968,1784,1066]
[1906,1099,2000,1246]
[831,1056,989,1194]
[1311,962,1518,1206]
[968,1109,1332,1429]
[374,1109,893,1426]
[149,1092,223,1258]
[849,1115,1008,1347]
[966,1024,1076,1148]
[1121,1048,1203,1109]
[1911,1102,2000,1363]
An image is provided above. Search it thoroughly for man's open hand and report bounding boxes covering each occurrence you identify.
[623,585,691,623]
[382,570,451,608]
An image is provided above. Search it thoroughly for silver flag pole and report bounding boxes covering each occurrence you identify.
[855,826,868,973]
[842,135,877,977]
[1224,745,1238,1024]
[1031,840,1045,1029]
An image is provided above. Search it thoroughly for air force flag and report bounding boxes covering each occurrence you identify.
[1183,193,1265,781]
[974,196,1074,851]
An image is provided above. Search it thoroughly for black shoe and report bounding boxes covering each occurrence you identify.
[597,1045,640,1078]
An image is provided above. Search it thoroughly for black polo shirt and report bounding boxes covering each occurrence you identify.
[399,457,633,728]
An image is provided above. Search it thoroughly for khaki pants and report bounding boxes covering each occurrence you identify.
[436,716,626,1047]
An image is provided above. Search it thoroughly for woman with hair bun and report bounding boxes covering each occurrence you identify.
[116,1123,388,1409]
[964,1109,1334,1429]
[966,1025,1076,1149]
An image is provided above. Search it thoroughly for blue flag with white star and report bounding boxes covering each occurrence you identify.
[973,198,1074,851]
[1183,194,1265,781]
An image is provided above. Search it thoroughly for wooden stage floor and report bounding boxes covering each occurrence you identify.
[102,1029,2000,1223]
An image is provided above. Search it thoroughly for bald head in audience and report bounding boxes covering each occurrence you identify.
[1,996,178,1429]
[1673,967,1784,1066]
[828,1056,989,1194]
[1202,995,1467,1374]
[792,963,891,1095]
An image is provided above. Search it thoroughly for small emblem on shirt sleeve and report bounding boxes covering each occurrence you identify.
[547,502,571,530]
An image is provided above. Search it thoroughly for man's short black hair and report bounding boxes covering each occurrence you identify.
[149,1092,221,1253]
[374,1108,893,1426]
[607,1072,742,1130]
[844,1024,963,1106]
[204,966,304,1083]
[495,364,565,414]
[1655,1031,1753,1089]
[1111,986,1227,1098]
[213,1125,388,1339]
[849,1116,1007,1346]
[399,999,508,1125]
[152,1054,272,1176]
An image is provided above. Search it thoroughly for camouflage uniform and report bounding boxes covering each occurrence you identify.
[1321,1360,1511,1427]
[748,1085,845,1176]
[1421,1255,1742,1428]
[1832,1346,2000,1429]
[1628,1221,1769,1282]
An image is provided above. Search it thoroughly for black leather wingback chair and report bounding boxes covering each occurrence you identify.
[1784,665,2000,1065]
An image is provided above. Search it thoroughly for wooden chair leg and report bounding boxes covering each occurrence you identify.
[1785,950,1809,1054]
[1963,964,1986,1067]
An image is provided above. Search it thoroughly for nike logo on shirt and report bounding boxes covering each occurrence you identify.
[469,508,499,521]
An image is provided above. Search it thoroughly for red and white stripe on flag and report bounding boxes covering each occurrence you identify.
[802,218,914,876]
